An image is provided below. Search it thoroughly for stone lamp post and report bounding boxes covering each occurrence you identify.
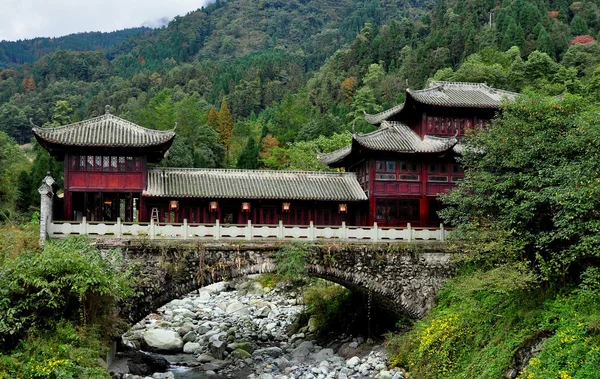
[38,174,56,245]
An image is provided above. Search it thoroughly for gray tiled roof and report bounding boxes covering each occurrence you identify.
[144,168,368,201]
[364,81,518,125]
[318,121,457,166]
[32,113,176,148]
[409,81,518,107]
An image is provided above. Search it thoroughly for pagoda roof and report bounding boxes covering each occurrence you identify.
[32,109,176,162]
[365,81,518,125]
[318,121,458,167]
[143,168,367,201]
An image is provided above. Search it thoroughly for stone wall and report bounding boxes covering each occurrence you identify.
[102,241,455,323]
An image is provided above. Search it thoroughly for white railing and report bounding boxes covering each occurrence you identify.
[48,218,449,242]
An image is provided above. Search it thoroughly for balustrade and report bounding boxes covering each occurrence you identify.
[48,218,448,242]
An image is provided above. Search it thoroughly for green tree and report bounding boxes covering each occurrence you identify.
[441,94,600,280]
[501,21,525,52]
[570,15,589,36]
[536,26,555,57]
[237,135,260,169]
[346,87,381,134]
[216,98,233,152]
[0,132,29,218]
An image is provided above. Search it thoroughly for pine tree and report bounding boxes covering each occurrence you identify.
[15,170,32,213]
[570,15,589,36]
[207,107,219,130]
[536,27,555,58]
[216,98,233,151]
[502,21,525,52]
[237,135,260,169]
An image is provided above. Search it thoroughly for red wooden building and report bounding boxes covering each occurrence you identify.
[32,108,367,226]
[319,81,518,227]
[33,81,517,228]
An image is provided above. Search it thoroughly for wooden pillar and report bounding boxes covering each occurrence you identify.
[419,196,428,227]
[368,160,376,225]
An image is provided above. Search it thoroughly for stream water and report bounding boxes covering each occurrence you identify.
[113,277,403,379]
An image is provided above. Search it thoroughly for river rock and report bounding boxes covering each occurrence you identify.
[152,373,174,379]
[225,301,249,315]
[125,351,170,376]
[232,348,252,359]
[254,347,283,358]
[183,342,201,354]
[346,356,360,368]
[143,329,184,353]
[210,340,226,359]
[196,354,214,363]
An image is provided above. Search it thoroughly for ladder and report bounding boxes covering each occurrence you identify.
[151,208,159,223]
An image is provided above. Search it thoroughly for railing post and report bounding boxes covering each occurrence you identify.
[440,223,445,241]
[342,221,347,241]
[407,222,412,242]
[215,219,220,240]
[247,220,252,241]
[373,222,378,242]
[183,219,188,240]
[278,220,283,240]
[82,217,87,235]
[309,221,315,241]
[116,217,121,239]
[150,218,155,240]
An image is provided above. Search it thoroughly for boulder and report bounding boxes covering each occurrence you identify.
[346,356,361,368]
[125,351,170,376]
[254,347,283,358]
[210,340,226,360]
[183,342,201,354]
[196,354,214,363]
[143,329,184,353]
[225,301,250,315]
[231,348,252,359]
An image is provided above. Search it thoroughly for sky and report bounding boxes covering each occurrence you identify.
[0,0,214,41]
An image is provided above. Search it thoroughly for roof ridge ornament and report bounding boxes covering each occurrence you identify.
[105,105,111,115]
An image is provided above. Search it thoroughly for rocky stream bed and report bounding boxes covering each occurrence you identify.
[110,276,406,379]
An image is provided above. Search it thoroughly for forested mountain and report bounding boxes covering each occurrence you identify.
[2,0,600,212]
[0,28,149,69]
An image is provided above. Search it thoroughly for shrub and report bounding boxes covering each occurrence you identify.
[0,236,133,350]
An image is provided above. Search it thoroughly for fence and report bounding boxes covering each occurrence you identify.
[47,218,448,242]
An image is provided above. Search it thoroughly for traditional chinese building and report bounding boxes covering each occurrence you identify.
[32,107,367,226]
[33,81,517,229]
[318,81,518,227]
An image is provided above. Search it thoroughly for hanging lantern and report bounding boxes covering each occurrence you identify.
[209,201,219,212]
[104,199,112,205]
[338,203,348,213]
[169,200,179,210]
[241,202,251,212]
[282,202,291,212]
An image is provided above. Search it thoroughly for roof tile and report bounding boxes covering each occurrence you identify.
[143,168,368,201]
[32,113,175,148]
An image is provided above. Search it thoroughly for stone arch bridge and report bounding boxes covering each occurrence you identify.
[105,241,455,323]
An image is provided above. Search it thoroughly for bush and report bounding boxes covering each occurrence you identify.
[386,265,600,379]
[0,321,110,379]
[303,281,352,334]
[0,236,133,350]
[274,243,309,282]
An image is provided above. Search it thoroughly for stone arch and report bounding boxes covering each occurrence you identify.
[114,242,453,324]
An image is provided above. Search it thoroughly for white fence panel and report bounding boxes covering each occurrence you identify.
[345,226,375,241]
[47,219,448,243]
[252,225,280,239]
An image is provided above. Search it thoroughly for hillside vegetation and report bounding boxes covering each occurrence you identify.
[0,27,149,69]
[1,1,600,376]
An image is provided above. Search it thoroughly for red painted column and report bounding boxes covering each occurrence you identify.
[368,160,376,225]
[420,159,429,227]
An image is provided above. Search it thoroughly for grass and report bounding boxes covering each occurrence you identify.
[385,264,600,379]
